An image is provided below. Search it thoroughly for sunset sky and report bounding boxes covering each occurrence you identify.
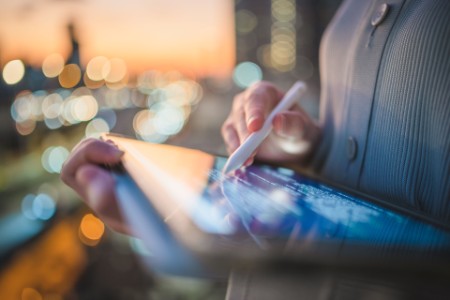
[0,0,235,77]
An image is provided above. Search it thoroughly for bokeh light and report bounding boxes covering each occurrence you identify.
[42,53,65,78]
[151,101,185,136]
[233,61,262,88]
[71,95,99,122]
[272,0,296,22]
[236,10,258,34]
[58,64,81,88]
[96,108,117,130]
[61,100,77,125]
[164,80,203,106]
[133,109,156,137]
[31,90,46,121]
[41,146,70,174]
[105,78,128,90]
[83,72,105,89]
[271,24,296,70]
[184,80,204,105]
[104,88,132,109]
[137,71,156,95]
[42,93,64,119]
[86,56,110,81]
[21,193,57,221]
[56,88,72,99]
[2,59,25,84]
[270,0,296,72]
[133,109,168,143]
[79,213,105,247]
[11,92,32,123]
[16,120,36,135]
[44,117,63,130]
[257,44,272,68]
[21,287,43,300]
[21,194,37,220]
[104,58,127,83]
[33,194,57,220]
[85,118,110,138]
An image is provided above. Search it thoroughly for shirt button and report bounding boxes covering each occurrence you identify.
[371,3,390,27]
[347,136,358,161]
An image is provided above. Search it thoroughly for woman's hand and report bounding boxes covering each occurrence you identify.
[221,81,321,165]
[61,138,130,234]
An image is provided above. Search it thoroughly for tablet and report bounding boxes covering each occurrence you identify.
[102,133,450,277]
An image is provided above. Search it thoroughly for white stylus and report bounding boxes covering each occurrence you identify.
[222,81,307,174]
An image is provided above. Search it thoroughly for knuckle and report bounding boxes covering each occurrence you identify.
[232,94,244,110]
[246,82,279,107]
[83,137,98,144]
[60,161,68,177]
[221,124,228,136]
[60,170,73,187]
[221,121,234,136]
[71,138,97,154]
[60,172,68,184]
[250,81,276,94]
[83,138,102,148]
[83,139,111,155]
[77,137,97,149]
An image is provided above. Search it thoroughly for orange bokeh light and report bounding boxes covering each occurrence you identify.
[79,213,105,246]
[58,64,81,88]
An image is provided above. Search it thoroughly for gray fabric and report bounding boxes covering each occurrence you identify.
[315,0,450,223]
[225,268,450,300]
[226,269,335,300]
[227,0,450,298]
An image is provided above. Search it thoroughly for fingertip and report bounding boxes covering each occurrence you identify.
[273,114,285,133]
[105,139,117,146]
[113,148,125,159]
[247,116,264,132]
[105,140,125,158]
[243,151,256,167]
[243,157,254,167]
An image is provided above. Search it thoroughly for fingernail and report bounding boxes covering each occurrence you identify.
[243,157,254,167]
[110,146,124,158]
[247,116,260,131]
[114,149,125,158]
[106,139,117,146]
[247,115,255,125]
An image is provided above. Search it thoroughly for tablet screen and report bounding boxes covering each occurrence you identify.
[105,134,450,260]
[187,157,450,253]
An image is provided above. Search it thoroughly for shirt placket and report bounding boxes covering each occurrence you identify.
[343,0,407,188]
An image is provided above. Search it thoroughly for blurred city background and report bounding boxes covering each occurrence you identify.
[0,0,340,299]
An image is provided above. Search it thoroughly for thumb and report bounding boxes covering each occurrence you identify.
[76,165,130,234]
[76,165,117,213]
